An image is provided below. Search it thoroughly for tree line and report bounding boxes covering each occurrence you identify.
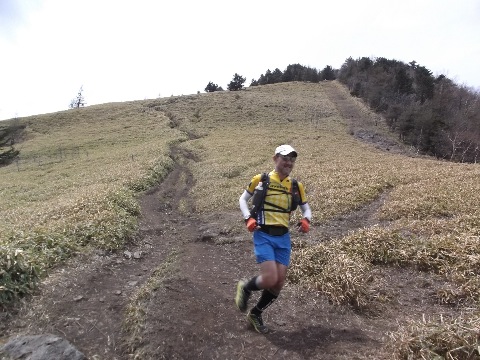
[336,57,480,163]
[250,64,336,86]
[205,64,336,93]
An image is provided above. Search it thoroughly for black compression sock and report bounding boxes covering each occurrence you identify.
[244,276,260,292]
[253,289,278,313]
[250,306,262,316]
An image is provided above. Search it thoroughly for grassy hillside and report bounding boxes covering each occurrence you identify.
[1,81,479,357]
[0,101,185,302]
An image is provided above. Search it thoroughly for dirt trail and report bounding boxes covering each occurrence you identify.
[2,83,455,359]
[323,81,416,156]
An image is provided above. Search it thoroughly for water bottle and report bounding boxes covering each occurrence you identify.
[251,181,264,212]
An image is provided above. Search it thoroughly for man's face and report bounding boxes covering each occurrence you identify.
[274,153,296,177]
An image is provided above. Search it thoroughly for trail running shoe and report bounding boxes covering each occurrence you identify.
[247,310,268,334]
[235,280,250,313]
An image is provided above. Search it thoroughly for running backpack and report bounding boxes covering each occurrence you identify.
[250,173,301,219]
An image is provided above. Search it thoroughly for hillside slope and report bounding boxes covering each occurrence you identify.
[2,81,479,359]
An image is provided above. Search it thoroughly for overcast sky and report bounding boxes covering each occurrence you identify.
[1,0,479,121]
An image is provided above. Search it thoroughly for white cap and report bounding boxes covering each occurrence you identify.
[275,144,297,156]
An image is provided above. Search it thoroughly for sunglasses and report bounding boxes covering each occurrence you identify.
[279,155,297,162]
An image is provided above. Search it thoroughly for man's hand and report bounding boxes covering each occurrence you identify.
[297,218,310,233]
[246,217,258,232]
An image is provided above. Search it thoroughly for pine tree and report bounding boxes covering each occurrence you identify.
[320,65,336,80]
[227,73,246,91]
[205,82,222,92]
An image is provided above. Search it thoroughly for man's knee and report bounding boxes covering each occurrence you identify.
[271,278,285,293]
[261,272,278,288]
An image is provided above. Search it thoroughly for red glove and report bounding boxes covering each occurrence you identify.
[297,218,310,233]
[246,217,258,232]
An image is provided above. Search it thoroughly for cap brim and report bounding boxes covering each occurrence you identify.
[277,150,297,156]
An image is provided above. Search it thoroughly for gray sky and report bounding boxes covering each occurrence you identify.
[1,0,479,120]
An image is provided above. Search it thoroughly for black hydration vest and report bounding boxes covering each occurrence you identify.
[250,173,301,219]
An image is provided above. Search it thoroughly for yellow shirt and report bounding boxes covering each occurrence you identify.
[246,170,307,227]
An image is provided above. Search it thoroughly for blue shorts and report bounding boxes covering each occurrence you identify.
[253,230,291,266]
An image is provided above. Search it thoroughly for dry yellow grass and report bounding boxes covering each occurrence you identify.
[289,241,372,308]
[389,312,480,359]
[123,247,181,356]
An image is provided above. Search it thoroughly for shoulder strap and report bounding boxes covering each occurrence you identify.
[292,178,298,191]
[261,172,269,182]
[250,172,269,218]
[290,178,300,211]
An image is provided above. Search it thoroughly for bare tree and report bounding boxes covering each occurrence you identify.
[69,86,86,109]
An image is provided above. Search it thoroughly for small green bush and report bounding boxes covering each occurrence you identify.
[0,246,39,305]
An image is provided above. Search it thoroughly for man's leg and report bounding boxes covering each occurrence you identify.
[235,276,259,313]
[236,259,279,312]
[236,231,277,312]
[247,262,287,333]
[252,261,286,309]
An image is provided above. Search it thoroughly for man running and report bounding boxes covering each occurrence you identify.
[236,144,312,333]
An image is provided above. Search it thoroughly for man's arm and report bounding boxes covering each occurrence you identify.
[299,203,312,222]
[239,190,253,220]
[296,203,312,233]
